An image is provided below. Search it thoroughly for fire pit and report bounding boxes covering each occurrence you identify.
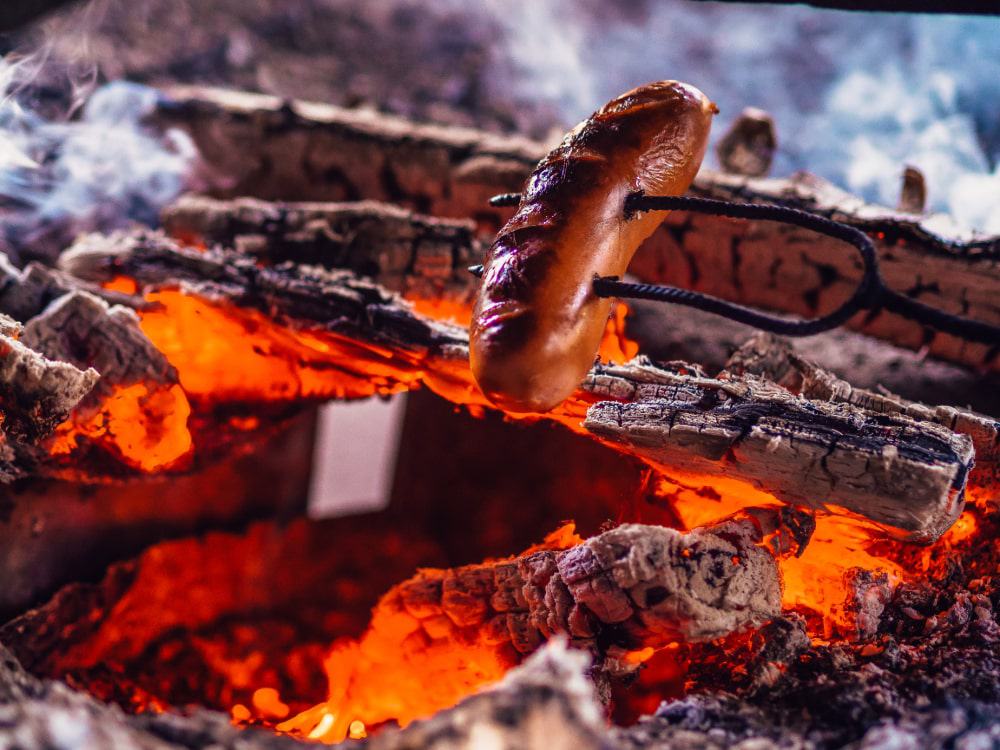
[1,1,999,748]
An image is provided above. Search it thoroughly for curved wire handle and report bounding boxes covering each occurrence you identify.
[476,192,1000,345]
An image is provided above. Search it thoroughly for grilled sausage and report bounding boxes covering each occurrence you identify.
[470,80,717,413]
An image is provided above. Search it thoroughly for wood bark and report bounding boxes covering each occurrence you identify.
[60,232,978,540]
[723,332,1000,506]
[162,195,482,311]
[582,358,972,542]
[385,515,781,667]
[155,86,1000,373]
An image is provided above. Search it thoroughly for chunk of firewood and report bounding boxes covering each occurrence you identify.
[724,332,999,506]
[715,107,776,177]
[23,291,177,393]
[283,514,781,741]
[0,320,97,468]
[162,195,482,311]
[583,358,973,542]
[154,85,540,232]
[638,170,1000,372]
[155,85,1000,371]
[60,232,976,540]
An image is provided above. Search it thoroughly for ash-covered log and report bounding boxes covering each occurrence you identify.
[584,358,974,542]
[359,639,609,750]
[0,314,96,477]
[278,512,782,742]
[154,86,1000,372]
[60,231,978,540]
[725,332,1000,506]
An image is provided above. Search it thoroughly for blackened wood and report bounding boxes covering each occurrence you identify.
[162,195,483,311]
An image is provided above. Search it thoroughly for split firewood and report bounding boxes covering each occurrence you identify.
[156,85,1000,372]
[23,291,177,394]
[162,195,482,314]
[154,85,540,232]
[724,332,1000,507]
[641,169,1000,372]
[583,358,973,542]
[278,513,782,742]
[60,232,977,540]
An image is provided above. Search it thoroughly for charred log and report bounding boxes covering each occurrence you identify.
[724,332,999,506]
[162,196,483,312]
[0,318,96,458]
[272,513,782,741]
[582,358,973,542]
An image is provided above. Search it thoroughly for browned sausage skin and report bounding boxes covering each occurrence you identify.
[470,81,717,413]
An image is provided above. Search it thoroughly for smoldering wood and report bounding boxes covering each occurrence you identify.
[60,232,979,540]
[161,192,1000,415]
[162,195,483,310]
[155,86,1000,372]
[388,516,780,672]
[0,319,97,454]
[724,332,1000,504]
[0,254,149,322]
[583,358,973,542]
[23,291,178,392]
[627,300,1000,418]
[0,642,303,750]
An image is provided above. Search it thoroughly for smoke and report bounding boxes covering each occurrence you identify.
[0,3,197,265]
[485,1,1000,232]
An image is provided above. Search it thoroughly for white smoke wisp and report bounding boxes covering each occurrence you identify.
[0,13,198,265]
[485,1,1000,232]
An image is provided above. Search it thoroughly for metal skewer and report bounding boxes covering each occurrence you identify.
[471,192,1000,346]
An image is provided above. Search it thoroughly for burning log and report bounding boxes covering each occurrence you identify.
[584,358,974,542]
[724,332,1000,507]
[162,195,482,318]
[155,86,1000,371]
[277,513,782,742]
[0,315,97,476]
[60,231,977,540]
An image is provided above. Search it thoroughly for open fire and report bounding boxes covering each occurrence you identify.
[0,2,999,749]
